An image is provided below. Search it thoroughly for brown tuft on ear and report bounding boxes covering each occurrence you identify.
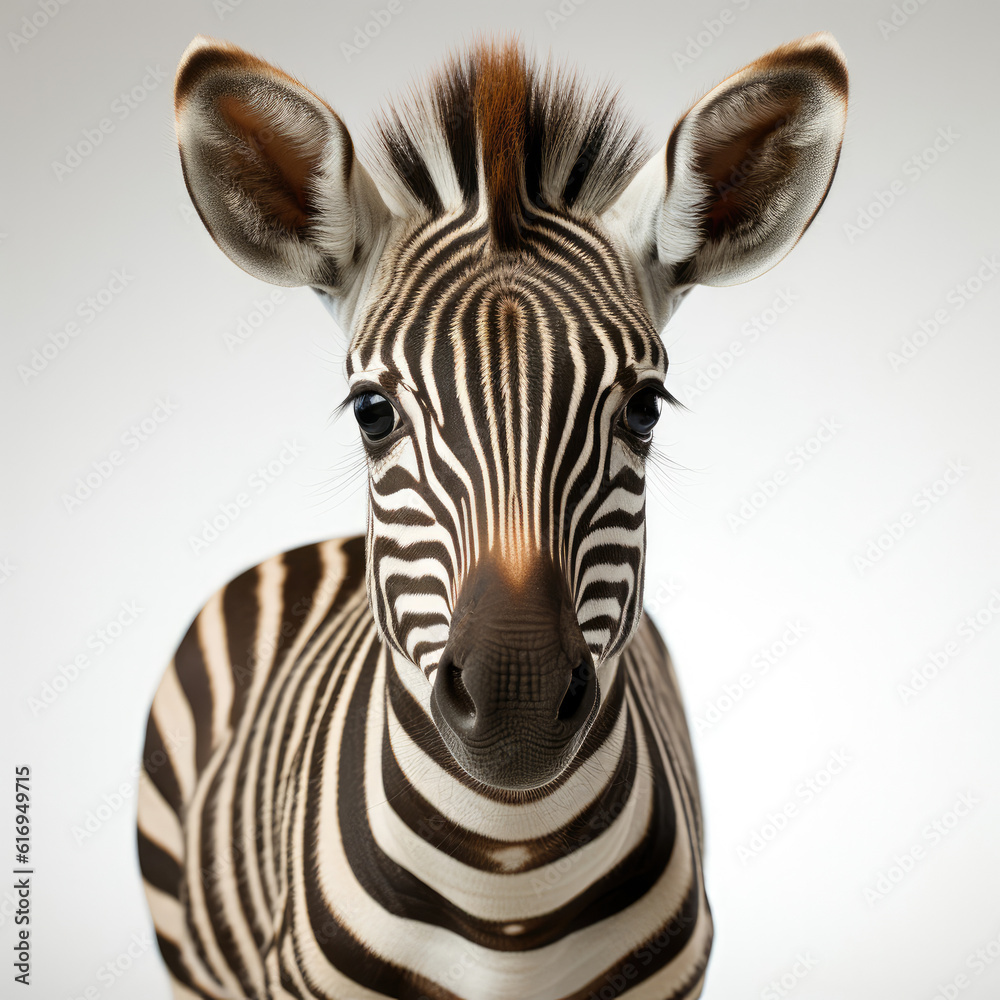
[753,35,849,100]
[173,36,389,297]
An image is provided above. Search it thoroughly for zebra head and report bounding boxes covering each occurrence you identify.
[174,35,847,790]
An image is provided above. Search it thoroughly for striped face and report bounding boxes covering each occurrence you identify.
[346,208,668,789]
[173,33,848,790]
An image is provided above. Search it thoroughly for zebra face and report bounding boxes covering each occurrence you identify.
[346,215,668,789]
[174,35,847,789]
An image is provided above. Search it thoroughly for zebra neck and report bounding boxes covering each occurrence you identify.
[370,652,674,934]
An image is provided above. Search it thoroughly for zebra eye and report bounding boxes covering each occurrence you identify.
[621,387,662,439]
[353,391,397,442]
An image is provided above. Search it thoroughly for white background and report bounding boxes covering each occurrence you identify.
[3,0,999,997]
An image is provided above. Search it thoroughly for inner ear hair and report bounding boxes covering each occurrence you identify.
[174,36,390,293]
[658,34,848,291]
[215,94,322,231]
[691,89,803,241]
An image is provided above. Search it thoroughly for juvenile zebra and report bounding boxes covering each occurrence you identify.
[138,33,848,999]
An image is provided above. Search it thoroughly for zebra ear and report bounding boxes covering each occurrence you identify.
[608,33,848,326]
[174,36,391,298]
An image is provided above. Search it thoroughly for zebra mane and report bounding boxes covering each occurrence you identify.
[368,37,651,249]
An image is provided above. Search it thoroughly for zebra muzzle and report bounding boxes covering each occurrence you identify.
[430,556,599,791]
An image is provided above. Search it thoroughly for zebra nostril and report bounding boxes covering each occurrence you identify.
[558,661,594,722]
[440,660,476,722]
[450,664,475,717]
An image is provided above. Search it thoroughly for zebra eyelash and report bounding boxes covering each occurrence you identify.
[334,382,395,418]
[335,383,410,450]
[614,381,681,450]
[648,383,683,410]
[620,381,682,411]
[331,383,682,447]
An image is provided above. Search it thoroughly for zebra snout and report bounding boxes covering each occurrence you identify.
[429,557,599,791]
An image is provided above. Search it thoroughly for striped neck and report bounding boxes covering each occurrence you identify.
[365,647,676,948]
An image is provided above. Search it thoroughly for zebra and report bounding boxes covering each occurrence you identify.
[137,32,848,1000]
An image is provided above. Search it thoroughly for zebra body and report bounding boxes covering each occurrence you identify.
[139,33,847,999]
[140,537,709,998]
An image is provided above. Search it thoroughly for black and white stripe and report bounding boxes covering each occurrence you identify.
[348,205,665,679]
[139,538,711,999]
[141,30,848,999]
